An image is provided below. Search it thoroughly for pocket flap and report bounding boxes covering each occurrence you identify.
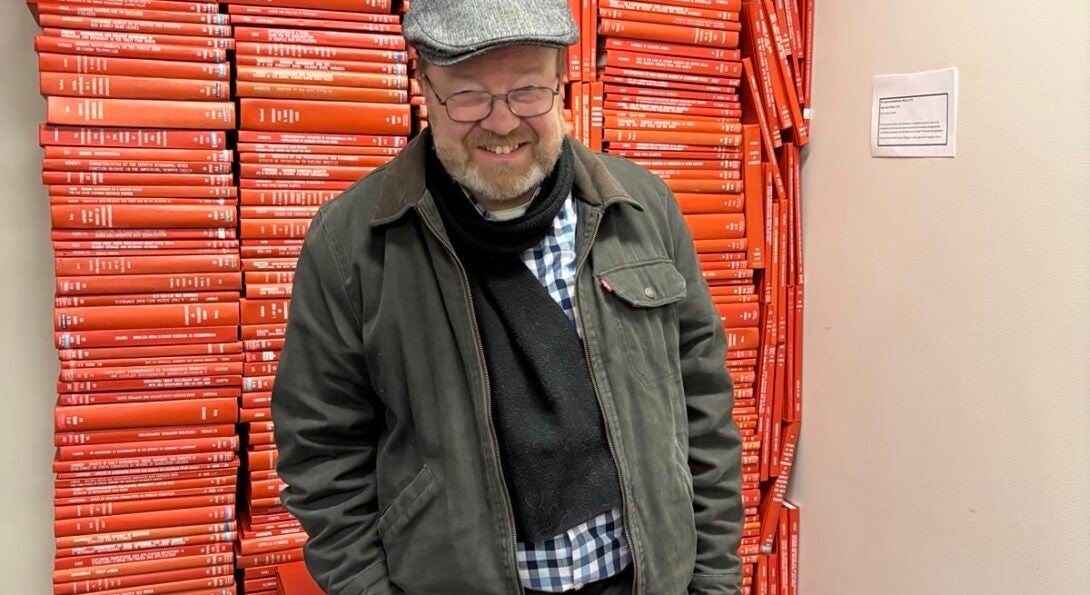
[600,260,687,308]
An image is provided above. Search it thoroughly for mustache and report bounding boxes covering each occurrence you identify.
[465,127,537,147]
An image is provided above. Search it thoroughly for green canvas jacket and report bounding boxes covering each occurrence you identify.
[271,134,744,595]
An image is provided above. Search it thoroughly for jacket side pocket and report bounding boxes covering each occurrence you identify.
[377,465,438,540]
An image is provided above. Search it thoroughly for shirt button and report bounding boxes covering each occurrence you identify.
[644,287,657,299]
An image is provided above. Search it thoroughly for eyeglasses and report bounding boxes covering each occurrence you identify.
[423,74,561,123]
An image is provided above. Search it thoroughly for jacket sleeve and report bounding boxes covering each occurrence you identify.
[272,210,402,595]
[660,181,745,595]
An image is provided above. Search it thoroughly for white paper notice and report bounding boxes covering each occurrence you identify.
[871,67,958,157]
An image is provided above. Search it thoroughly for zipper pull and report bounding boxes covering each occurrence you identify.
[599,276,614,293]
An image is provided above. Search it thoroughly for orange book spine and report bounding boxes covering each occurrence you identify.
[38,14,231,37]
[239,532,306,555]
[647,168,741,181]
[598,18,740,49]
[56,484,235,508]
[36,4,225,23]
[236,55,405,78]
[40,72,230,101]
[683,214,746,240]
[44,147,231,162]
[664,178,743,193]
[56,292,239,309]
[235,40,402,62]
[234,26,403,50]
[55,542,231,572]
[58,436,240,462]
[237,548,302,569]
[762,1,807,144]
[741,58,785,199]
[241,163,371,181]
[717,302,761,328]
[54,517,235,549]
[240,98,410,134]
[604,101,740,120]
[43,27,235,49]
[241,152,390,168]
[55,326,238,351]
[51,205,236,230]
[742,123,766,267]
[45,160,231,175]
[240,219,311,239]
[52,450,238,474]
[604,128,742,147]
[229,14,400,34]
[692,238,748,253]
[237,129,406,146]
[604,114,743,136]
[54,505,235,538]
[566,0,581,80]
[601,0,740,20]
[601,36,741,61]
[56,531,234,562]
[675,193,744,214]
[60,353,243,371]
[54,255,239,277]
[244,362,278,376]
[44,170,232,185]
[227,4,397,22]
[56,272,241,296]
[239,299,290,326]
[236,80,407,103]
[31,1,220,12]
[55,474,236,500]
[600,48,741,79]
[725,327,760,351]
[33,35,227,63]
[747,4,791,130]
[55,493,236,523]
[38,53,229,80]
[53,565,234,595]
[237,66,405,90]
[225,0,392,13]
[601,66,739,90]
[46,97,235,129]
[598,7,740,31]
[240,324,286,340]
[54,398,238,432]
[247,449,278,472]
[54,424,237,447]
[38,125,227,150]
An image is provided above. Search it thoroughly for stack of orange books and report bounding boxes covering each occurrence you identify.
[223,0,410,591]
[738,0,811,592]
[28,1,243,594]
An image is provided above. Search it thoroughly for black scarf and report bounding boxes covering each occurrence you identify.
[427,136,623,541]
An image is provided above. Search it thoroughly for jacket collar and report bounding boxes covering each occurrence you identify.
[370,131,641,227]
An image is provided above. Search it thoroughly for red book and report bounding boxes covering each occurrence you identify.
[56,272,241,296]
[40,72,230,101]
[52,565,234,594]
[225,0,392,12]
[235,26,404,49]
[599,18,740,48]
[228,4,399,23]
[54,398,238,432]
[51,204,236,230]
[38,53,229,80]
[55,423,237,447]
[236,53,406,74]
[55,291,239,309]
[55,520,237,550]
[230,14,400,33]
[240,98,410,135]
[56,531,234,561]
[30,1,220,13]
[602,36,740,61]
[34,35,228,63]
[37,13,232,37]
[39,125,227,149]
[237,548,303,569]
[42,27,235,49]
[54,504,235,537]
[46,97,235,129]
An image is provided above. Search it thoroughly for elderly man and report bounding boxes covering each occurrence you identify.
[271,1,744,593]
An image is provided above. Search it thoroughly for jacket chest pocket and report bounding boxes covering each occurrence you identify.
[597,259,687,389]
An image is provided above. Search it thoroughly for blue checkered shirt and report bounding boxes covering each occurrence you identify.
[470,190,631,592]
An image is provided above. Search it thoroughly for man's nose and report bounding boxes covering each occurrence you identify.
[477,97,522,137]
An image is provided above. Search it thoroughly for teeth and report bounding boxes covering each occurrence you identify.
[485,145,517,154]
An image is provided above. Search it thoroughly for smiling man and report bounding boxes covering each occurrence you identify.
[271,1,744,594]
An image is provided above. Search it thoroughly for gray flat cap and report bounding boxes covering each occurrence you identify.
[404,0,579,66]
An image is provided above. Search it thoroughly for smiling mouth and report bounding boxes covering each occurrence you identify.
[479,142,529,155]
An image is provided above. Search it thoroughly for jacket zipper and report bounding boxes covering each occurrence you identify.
[419,214,524,595]
[574,210,640,595]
